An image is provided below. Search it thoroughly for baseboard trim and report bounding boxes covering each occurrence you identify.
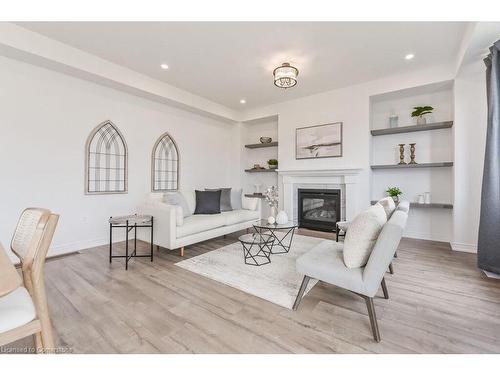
[451,242,477,253]
[403,230,450,243]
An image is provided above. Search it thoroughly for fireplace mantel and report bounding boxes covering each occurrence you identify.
[278,168,362,222]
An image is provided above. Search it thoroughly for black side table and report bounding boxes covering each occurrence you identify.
[238,233,274,266]
[109,214,153,270]
[253,220,298,254]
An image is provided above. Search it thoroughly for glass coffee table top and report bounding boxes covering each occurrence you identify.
[254,220,298,230]
[238,233,274,245]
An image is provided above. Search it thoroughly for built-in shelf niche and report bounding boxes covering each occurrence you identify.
[242,116,279,218]
[369,80,454,224]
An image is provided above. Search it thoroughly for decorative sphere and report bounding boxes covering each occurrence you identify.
[267,216,276,224]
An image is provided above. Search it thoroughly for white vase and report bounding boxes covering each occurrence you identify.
[276,210,288,225]
[417,116,427,125]
[424,192,431,204]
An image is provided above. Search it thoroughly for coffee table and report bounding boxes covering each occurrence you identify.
[253,220,298,254]
[238,233,274,266]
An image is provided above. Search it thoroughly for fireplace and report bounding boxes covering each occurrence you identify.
[298,188,341,232]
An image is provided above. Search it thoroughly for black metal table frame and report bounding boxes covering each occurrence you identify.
[240,235,274,266]
[253,224,297,254]
[109,216,154,270]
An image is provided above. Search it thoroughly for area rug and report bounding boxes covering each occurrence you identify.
[175,234,330,309]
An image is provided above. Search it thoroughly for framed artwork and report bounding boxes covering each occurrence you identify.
[296,122,343,159]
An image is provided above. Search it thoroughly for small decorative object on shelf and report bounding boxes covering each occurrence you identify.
[264,186,279,220]
[389,115,399,128]
[386,187,402,203]
[276,210,289,225]
[268,159,278,169]
[417,194,425,204]
[252,164,265,170]
[409,143,417,164]
[411,106,434,125]
[260,137,272,143]
[254,183,262,194]
[424,192,431,204]
[398,144,406,165]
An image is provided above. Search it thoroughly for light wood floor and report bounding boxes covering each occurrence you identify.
[4,229,500,353]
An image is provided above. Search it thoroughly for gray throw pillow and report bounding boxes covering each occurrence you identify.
[231,189,242,210]
[164,192,191,218]
[194,190,221,215]
[205,188,232,211]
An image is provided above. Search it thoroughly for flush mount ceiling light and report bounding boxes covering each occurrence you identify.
[273,62,299,89]
[160,63,169,70]
[405,54,415,60]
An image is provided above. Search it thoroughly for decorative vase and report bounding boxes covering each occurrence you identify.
[418,194,425,204]
[409,143,417,164]
[268,164,278,169]
[276,210,288,225]
[389,115,399,128]
[424,192,431,204]
[270,206,278,219]
[392,195,399,203]
[260,137,272,143]
[398,144,406,165]
[417,116,427,125]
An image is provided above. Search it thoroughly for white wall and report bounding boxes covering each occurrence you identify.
[0,56,239,260]
[452,60,488,252]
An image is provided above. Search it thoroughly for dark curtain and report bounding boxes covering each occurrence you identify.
[478,39,500,273]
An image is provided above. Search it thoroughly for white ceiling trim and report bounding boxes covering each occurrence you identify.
[0,23,240,123]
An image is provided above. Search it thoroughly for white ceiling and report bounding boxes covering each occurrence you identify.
[17,22,468,110]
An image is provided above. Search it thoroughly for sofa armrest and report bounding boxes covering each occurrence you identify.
[136,203,177,250]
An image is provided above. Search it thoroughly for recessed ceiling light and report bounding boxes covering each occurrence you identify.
[405,54,415,60]
[160,63,169,70]
[240,99,246,104]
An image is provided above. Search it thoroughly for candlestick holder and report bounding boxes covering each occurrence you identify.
[398,144,406,165]
[409,143,417,164]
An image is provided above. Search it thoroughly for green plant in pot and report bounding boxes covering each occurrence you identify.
[268,159,278,169]
[386,187,402,203]
[411,106,433,125]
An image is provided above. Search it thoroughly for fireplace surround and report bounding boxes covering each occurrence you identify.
[298,188,341,232]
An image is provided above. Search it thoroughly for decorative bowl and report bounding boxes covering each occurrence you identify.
[260,137,272,143]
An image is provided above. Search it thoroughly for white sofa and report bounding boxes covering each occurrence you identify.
[136,190,261,256]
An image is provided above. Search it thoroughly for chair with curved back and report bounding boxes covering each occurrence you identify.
[0,208,59,353]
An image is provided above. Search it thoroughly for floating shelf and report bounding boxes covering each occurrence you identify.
[245,141,279,149]
[370,121,453,136]
[371,200,453,209]
[371,162,453,170]
[244,168,278,173]
[244,193,266,199]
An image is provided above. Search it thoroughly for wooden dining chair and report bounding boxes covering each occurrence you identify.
[0,208,59,353]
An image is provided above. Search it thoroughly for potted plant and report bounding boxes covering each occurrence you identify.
[386,187,402,203]
[268,159,278,169]
[411,106,433,125]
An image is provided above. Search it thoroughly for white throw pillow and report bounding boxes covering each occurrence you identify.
[343,203,387,268]
[241,195,259,211]
[180,190,196,215]
[377,196,396,219]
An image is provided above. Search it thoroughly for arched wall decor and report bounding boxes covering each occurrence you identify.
[85,120,128,194]
[151,132,179,191]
